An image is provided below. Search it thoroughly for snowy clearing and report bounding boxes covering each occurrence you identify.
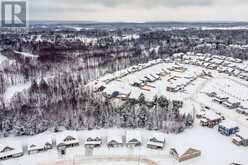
[14,51,39,58]
[0,53,7,64]
[4,82,31,103]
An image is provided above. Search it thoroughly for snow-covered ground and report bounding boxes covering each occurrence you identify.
[77,160,147,165]
[3,82,31,103]
[0,125,247,165]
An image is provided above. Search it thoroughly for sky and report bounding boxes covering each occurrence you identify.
[29,0,248,22]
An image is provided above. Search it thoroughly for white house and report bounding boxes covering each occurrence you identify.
[126,131,142,147]
[56,132,80,149]
[27,135,53,154]
[107,134,123,147]
[0,142,24,160]
[147,132,165,149]
[84,132,102,148]
[218,120,239,136]
[232,128,248,146]
[200,111,223,128]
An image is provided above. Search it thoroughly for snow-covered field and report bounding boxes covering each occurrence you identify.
[1,125,247,165]
[3,82,31,103]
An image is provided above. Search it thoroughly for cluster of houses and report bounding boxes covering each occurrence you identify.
[168,66,187,73]
[197,109,248,147]
[0,131,166,161]
[129,72,162,88]
[166,74,198,93]
[218,120,248,147]
[92,59,168,99]
[106,131,166,150]
[206,92,248,117]
[174,52,248,80]
[95,59,164,86]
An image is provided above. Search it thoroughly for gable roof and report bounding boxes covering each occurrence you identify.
[0,146,14,153]
[204,111,222,121]
[181,148,201,158]
[149,132,165,143]
[107,134,122,144]
[219,120,239,129]
[126,131,141,143]
[56,131,79,145]
[27,134,53,151]
[0,141,23,158]
[85,132,101,140]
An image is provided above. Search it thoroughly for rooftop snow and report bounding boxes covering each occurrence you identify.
[126,131,141,143]
[219,120,239,129]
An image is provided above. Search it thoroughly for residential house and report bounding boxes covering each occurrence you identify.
[27,136,53,154]
[56,132,80,149]
[200,111,223,128]
[84,133,102,148]
[218,120,239,136]
[107,134,123,147]
[126,131,142,147]
[232,129,248,146]
[147,132,165,150]
[222,100,240,109]
[212,96,229,104]
[0,143,23,160]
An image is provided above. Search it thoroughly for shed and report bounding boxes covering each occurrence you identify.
[218,120,239,136]
[56,132,80,149]
[84,132,102,148]
[107,134,123,147]
[232,129,248,146]
[0,142,24,160]
[147,132,165,150]
[200,111,222,128]
[28,138,53,154]
[126,131,142,147]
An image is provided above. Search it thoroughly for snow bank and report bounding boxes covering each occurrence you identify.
[14,51,39,58]
[0,53,7,64]
[4,82,31,102]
